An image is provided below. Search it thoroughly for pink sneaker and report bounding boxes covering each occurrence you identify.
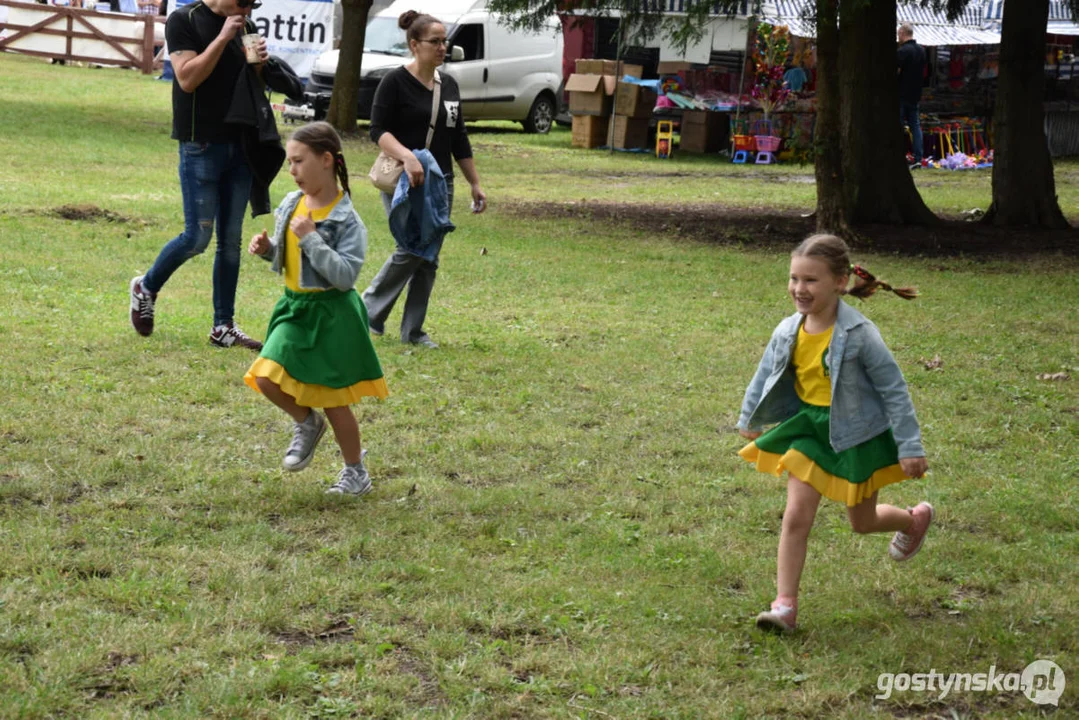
[755,601,797,633]
[889,502,935,561]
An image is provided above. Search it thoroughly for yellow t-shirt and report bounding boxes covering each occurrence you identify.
[793,324,834,406]
[284,192,343,292]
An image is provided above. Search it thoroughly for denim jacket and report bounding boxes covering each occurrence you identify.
[261,190,367,291]
[737,299,924,458]
[388,149,455,264]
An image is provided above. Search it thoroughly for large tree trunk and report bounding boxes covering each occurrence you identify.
[813,0,848,235]
[839,0,937,226]
[984,0,1069,228]
[327,0,374,135]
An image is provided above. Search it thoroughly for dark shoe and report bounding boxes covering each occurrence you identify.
[209,323,263,351]
[129,276,156,337]
[909,163,921,171]
[369,321,384,337]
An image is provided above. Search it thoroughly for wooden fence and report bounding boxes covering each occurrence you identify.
[0,0,164,74]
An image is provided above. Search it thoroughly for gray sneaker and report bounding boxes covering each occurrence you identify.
[409,335,439,349]
[282,411,326,472]
[325,464,372,496]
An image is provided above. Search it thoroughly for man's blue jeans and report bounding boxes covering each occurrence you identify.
[142,141,252,327]
[899,101,923,164]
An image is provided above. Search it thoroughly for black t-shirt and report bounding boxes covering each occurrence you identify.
[166,1,248,142]
[897,39,926,105]
[369,66,473,177]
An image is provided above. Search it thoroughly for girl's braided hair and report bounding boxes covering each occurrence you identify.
[792,234,918,300]
[288,121,350,197]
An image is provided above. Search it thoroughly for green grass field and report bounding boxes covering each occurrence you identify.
[1,53,1077,719]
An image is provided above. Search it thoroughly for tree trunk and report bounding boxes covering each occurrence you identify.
[327,0,373,135]
[984,0,1069,228]
[813,0,848,235]
[839,0,937,226]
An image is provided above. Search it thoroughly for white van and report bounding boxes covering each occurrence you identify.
[290,0,563,133]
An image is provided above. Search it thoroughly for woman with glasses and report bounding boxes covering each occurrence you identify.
[362,10,487,350]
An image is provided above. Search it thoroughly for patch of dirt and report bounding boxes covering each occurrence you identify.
[51,204,129,223]
[274,617,355,648]
[504,200,1079,257]
[391,646,448,708]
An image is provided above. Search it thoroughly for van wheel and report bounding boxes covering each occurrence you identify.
[522,93,555,134]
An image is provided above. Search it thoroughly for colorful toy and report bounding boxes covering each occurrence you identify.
[755,135,781,164]
[656,120,674,159]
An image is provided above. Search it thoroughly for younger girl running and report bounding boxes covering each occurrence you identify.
[246,122,388,495]
[737,234,933,633]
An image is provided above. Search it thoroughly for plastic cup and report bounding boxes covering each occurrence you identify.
[242,33,261,64]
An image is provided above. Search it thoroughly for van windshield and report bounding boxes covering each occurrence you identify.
[363,17,458,57]
[363,17,409,56]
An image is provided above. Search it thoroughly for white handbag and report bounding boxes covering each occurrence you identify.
[368,71,441,193]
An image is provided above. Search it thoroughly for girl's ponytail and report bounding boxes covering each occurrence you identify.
[335,151,351,197]
[848,264,918,300]
[791,234,919,301]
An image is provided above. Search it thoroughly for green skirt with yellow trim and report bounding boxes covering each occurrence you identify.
[739,402,908,507]
[244,287,388,408]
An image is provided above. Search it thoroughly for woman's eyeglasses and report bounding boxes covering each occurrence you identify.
[419,38,450,46]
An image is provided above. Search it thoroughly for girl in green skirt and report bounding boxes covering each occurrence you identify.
[736,234,934,633]
[246,122,388,496]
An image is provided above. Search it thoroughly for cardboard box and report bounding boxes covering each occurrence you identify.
[566,73,617,116]
[572,114,608,149]
[679,110,727,153]
[612,116,649,150]
[614,81,658,119]
[657,60,693,75]
[574,58,643,78]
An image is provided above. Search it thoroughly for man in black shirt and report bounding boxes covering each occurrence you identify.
[897,23,926,170]
[129,0,266,349]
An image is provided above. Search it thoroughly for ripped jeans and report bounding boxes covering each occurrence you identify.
[142,141,252,327]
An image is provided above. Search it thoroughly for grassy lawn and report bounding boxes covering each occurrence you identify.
[1,53,1077,718]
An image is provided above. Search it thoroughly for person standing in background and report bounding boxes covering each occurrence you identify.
[897,23,926,170]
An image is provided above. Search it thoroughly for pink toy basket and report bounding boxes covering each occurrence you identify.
[754,135,782,153]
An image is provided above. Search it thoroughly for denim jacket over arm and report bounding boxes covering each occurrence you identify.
[261,189,367,291]
[388,149,455,264]
[736,299,924,458]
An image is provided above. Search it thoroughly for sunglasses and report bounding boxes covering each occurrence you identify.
[237,0,261,8]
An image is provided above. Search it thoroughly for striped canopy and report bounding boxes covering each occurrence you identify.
[761,0,1001,45]
[983,0,1079,35]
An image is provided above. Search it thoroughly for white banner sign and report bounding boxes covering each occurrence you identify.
[165,0,332,80]
[251,0,333,80]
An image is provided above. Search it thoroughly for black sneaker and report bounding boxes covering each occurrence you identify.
[209,323,263,351]
[909,162,922,171]
[129,276,156,337]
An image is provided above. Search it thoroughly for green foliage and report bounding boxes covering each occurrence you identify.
[489,0,759,56]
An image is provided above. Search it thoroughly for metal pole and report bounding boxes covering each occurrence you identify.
[733,14,753,152]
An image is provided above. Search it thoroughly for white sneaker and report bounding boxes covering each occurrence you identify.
[282,411,326,472]
[889,502,935,561]
[326,464,372,496]
[755,602,797,633]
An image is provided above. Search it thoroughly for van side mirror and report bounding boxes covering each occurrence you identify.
[449,45,465,62]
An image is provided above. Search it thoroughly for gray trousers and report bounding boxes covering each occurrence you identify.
[363,180,453,344]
